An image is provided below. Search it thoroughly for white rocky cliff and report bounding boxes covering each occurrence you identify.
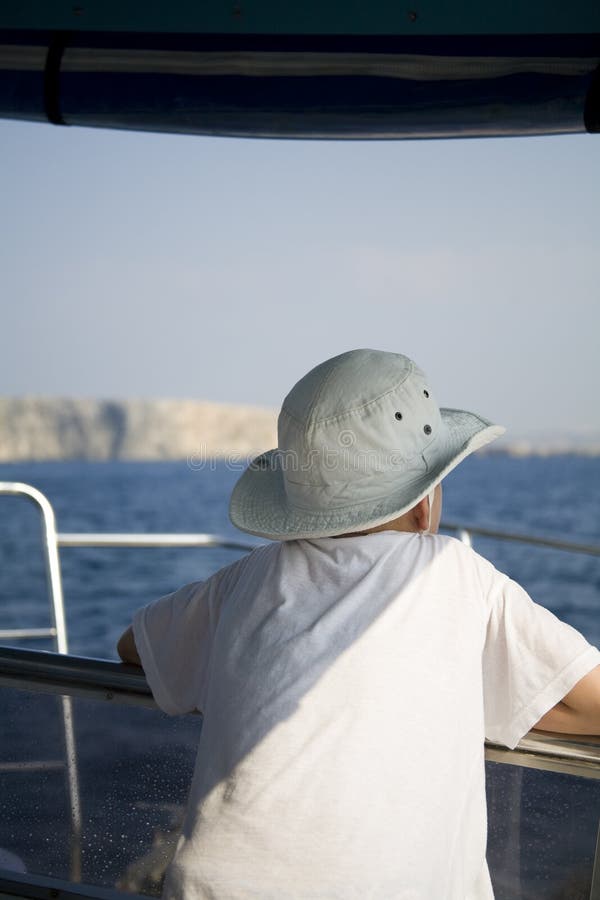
[1,398,598,461]
[0,397,278,461]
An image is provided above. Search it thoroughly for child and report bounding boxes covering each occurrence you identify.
[118,349,600,900]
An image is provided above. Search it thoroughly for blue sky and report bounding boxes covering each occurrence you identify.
[1,120,598,437]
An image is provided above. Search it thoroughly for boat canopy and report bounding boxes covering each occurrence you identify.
[0,1,599,139]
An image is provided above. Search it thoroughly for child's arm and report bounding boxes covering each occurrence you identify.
[532,665,600,734]
[117,624,142,667]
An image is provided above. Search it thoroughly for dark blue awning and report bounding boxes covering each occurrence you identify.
[1,29,599,138]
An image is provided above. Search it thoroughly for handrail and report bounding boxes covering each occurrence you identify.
[441,521,600,557]
[0,868,148,900]
[592,821,600,900]
[3,482,598,560]
[486,733,600,780]
[0,483,83,877]
[55,526,600,556]
[0,646,153,705]
[1,647,599,780]
[0,482,69,651]
[57,532,260,552]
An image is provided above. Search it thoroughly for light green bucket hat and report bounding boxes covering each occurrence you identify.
[229,349,504,540]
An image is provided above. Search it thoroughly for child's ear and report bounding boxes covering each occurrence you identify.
[412,497,430,533]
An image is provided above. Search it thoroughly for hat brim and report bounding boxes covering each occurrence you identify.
[229,408,504,540]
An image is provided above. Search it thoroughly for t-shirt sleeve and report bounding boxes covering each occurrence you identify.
[482,573,600,749]
[133,579,221,716]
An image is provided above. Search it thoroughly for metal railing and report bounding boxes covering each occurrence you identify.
[0,868,148,900]
[2,482,599,657]
[57,532,259,551]
[0,483,68,651]
[55,525,600,555]
[0,646,152,706]
[0,484,81,879]
[442,521,600,557]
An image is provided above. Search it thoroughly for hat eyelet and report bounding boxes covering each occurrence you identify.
[395,412,403,421]
[423,389,430,398]
[424,424,432,435]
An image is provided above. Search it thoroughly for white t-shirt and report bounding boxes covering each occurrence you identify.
[133,532,600,900]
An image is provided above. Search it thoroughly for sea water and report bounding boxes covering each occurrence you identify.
[0,455,598,657]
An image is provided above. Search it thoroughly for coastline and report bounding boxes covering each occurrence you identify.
[1,396,598,461]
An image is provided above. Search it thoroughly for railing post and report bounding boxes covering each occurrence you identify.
[458,529,472,548]
[591,818,600,900]
[0,482,68,652]
[0,483,81,881]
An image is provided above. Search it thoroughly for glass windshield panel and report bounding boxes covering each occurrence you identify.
[0,684,599,897]
[0,686,201,896]
[487,760,600,899]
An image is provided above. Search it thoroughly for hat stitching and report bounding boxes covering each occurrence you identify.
[442,407,488,425]
[279,358,343,430]
[279,405,441,471]
[307,366,415,429]
[302,356,346,430]
[278,475,433,513]
[278,406,303,427]
[284,459,424,490]
[281,357,416,431]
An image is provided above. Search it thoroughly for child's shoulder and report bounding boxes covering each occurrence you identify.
[208,540,280,587]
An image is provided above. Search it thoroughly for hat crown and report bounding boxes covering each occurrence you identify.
[278,349,440,468]
[282,349,415,427]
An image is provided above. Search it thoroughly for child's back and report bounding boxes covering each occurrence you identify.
[133,532,597,899]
